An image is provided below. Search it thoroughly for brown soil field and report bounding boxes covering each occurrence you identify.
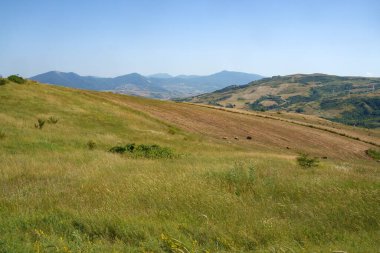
[83,91,380,161]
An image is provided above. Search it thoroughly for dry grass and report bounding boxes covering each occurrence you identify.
[0,81,379,252]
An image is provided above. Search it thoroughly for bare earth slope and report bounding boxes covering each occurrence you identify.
[90,91,380,160]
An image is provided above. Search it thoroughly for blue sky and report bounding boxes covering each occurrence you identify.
[1,0,379,77]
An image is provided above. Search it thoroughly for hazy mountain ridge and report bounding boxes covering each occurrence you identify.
[183,74,380,128]
[30,70,263,99]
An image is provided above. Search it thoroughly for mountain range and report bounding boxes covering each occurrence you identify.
[30,70,263,99]
[182,73,380,128]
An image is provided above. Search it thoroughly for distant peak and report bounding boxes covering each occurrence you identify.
[148,73,173,79]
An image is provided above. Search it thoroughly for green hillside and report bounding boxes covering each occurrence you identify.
[184,74,380,128]
[0,78,379,252]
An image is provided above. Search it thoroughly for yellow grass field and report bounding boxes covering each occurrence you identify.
[0,80,379,252]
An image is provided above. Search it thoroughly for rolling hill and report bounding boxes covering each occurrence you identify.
[0,77,379,252]
[183,74,380,128]
[30,70,263,99]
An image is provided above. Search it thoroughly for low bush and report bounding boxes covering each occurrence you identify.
[109,143,174,158]
[0,78,7,86]
[109,146,126,154]
[297,153,319,168]
[125,143,135,152]
[35,119,45,129]
[7,75,26,84]
[87,140,96,150]
[47,116,59,124]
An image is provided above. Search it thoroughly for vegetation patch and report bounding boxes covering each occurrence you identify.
[297,153,319,169]
[365,149,380,160]
[47,116,59,124]
[160,234,194,253]
[34,119,45,129]
[207,162,256,196]
[7,75,26,84]
[327,97,380,128]
[207,101,223,107]
[109,143,174,158]
[109,145,127,154]
[0,78,7,86]
[87,140,96,150]
[249,95,284,111]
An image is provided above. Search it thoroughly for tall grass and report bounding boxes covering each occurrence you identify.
[0,82,379,252]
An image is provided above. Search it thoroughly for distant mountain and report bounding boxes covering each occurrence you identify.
[30,70,263,99]
[147,73,173,79]
[175,74,201,79]
[182,74,380,128]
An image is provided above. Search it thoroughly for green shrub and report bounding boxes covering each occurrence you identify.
[87,140,96,150]
[134,144,174,158]
[366,149,380,160]
[126,143,135,152]
[0,78,7,86]
[109,146,127,154]
[297,153,319,168]
[34,119,45,129]
[47,116,59,124]
[109,143,174,158]
[7,75,26,84]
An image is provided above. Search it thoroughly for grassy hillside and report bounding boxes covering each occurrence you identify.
[184,74,380,128]
[0,78,380,252]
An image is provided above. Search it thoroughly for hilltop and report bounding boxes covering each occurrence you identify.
[183,74,380,128]
[0,77,379,252]
[30,70,263,99]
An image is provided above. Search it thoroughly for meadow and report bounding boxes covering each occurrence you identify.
[0,80,379,252]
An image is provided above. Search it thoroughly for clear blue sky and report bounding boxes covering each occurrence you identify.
[1,0,379,77]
